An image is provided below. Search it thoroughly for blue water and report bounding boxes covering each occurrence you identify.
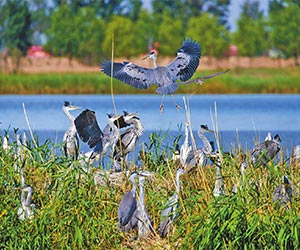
[0,94,299,155]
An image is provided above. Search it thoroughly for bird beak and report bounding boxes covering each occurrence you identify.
[70,105,82,111]
[139,170,155,177]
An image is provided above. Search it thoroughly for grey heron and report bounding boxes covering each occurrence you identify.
[273,176,293,208]
[74,109,129,161]
[251,134,281,166]
[113,111,144,171]
[181,124,214,169]
[118,171,139,232]
[136,170,155,238]
[101,38,202,111]
[17,186,35,221]
[62,101,81,160]
[159,168,185,238]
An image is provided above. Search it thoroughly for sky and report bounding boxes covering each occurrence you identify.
[142,0,269,32]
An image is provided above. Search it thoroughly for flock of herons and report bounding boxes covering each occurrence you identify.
[3,38,300,240]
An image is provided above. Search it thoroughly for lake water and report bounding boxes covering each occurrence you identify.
[0,94,299,156]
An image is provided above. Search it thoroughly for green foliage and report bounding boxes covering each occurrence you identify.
[1,128,300,249]
[156,12,184,55]
[269,2,300,65]
[233,15,268,57]
[185,13,230,57]
[102,15,137,58]
[0,0,32,55]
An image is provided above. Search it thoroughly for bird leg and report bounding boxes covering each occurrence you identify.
[160,95,165,112]
[171,95,181,111]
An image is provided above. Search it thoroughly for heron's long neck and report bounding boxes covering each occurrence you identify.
[134,120,144,137]
[183,124,189,149]
[175,173,181,194]
[198,131,212,154]
[151,56,157,68]
[139,178,145,204]
[63,108,74,122]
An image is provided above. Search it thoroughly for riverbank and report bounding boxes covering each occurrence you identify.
[1,67,300,94]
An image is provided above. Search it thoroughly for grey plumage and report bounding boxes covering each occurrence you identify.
[159,168,185,238]
[181,124,213,169]
[118,172,139,232]
[136,170,155,238]
[251,134,281,166]
[74,109,128,160]
[113,111,144,171]
[18,186,35,221]
[62,101,81,160]
[100,38,201,96]
[273,176,293,208]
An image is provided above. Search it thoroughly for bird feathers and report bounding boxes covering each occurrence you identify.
[100,38,201,95]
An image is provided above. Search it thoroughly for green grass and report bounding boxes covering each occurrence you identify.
[1,131,300,249]
[1,67,300,94]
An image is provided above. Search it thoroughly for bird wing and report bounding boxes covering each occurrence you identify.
[167,38,201,82]
[118,191,137,227]
[100,61,156,89]
[74,109,103,149]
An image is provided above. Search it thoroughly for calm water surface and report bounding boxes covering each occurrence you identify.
[1,94,299,154]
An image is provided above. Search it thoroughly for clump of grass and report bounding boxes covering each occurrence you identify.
[0,128,299,249]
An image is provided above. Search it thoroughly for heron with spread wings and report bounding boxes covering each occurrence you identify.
[101,38,228,111]
[74,109,129,162]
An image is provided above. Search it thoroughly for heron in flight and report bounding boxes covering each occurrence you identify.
[62,101,81,160]
[113,111,144,171]
[74,109,129,161]
[251,134,281,166]
[17,186,36,221]
[101,38,228,111]
[159,168,185,238]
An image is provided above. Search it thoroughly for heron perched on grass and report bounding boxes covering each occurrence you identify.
[113,111,144,171]
[136,170,155,238]
[180,124,214,169]
[251,134,282,166]
[74,109,128,161]
[101,38,228,111]
[159,168,185,238]
[273,176,293,208]
[118,171,139,232]
[17,186,36,221]
[62,101,81,160]
[117,170,154,236]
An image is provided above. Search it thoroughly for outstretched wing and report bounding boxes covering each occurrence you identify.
[167,38,201,82]
[74,109,103,149]
[100,61,156,90]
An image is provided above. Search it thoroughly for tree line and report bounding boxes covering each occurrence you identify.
[0,0,299,68]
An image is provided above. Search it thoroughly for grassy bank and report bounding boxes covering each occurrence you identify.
[1,67,300,94]
[1,131,300,249]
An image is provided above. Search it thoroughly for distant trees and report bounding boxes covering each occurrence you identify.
[0,0,300,67]
[0,0,32,71]
[232,0,268,57]
[186,13,230,58]
[269,1,300,65]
